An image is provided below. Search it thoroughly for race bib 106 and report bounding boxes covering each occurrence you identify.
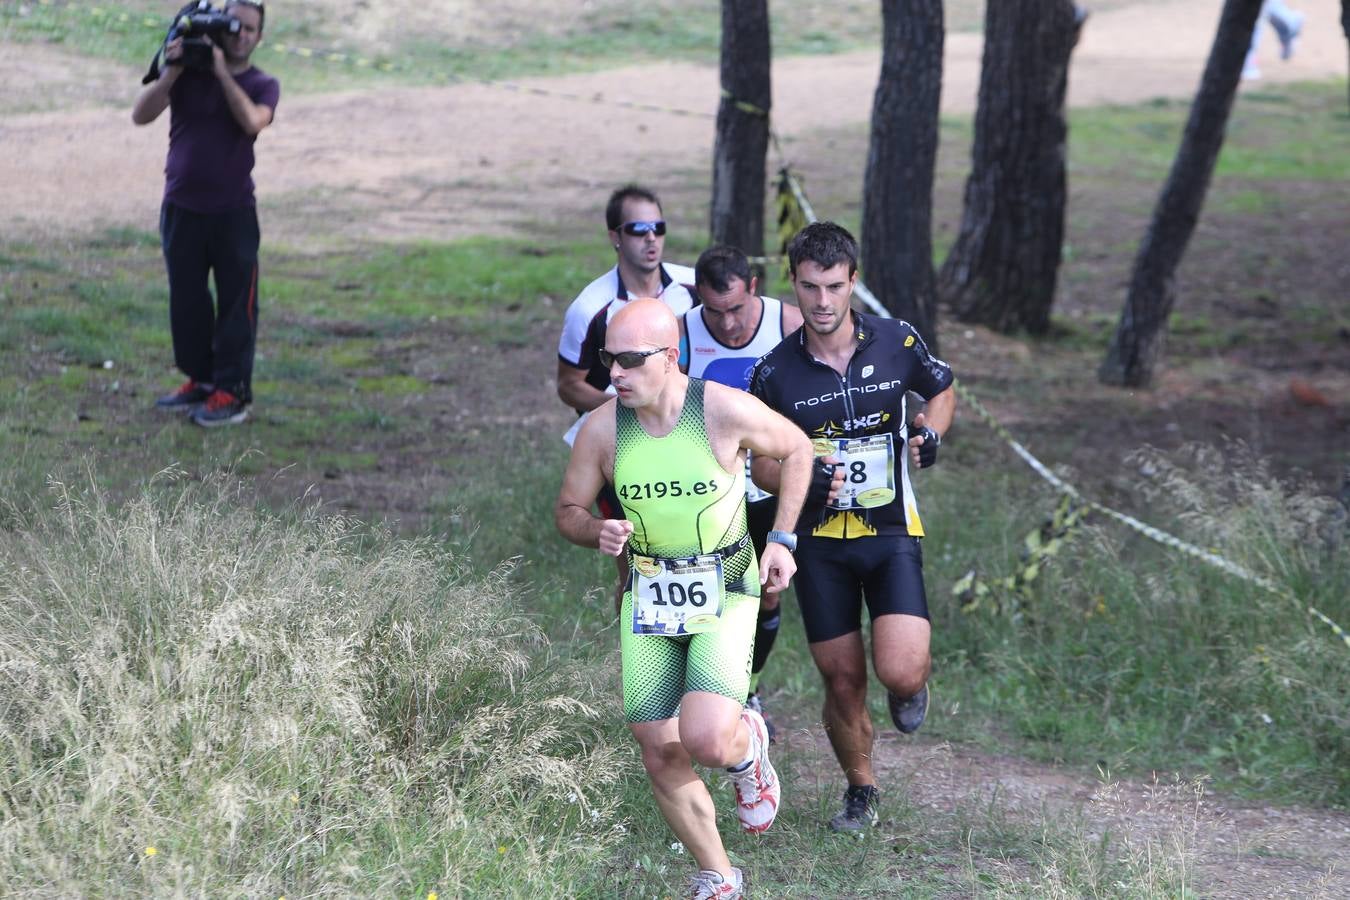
[630,553,726,636]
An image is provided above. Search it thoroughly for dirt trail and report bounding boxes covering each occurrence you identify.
[857,733,1350,897]
[1,0,1345,246]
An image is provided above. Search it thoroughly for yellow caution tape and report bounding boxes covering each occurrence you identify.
[953,383,1349,648]
[775,169,810,280]
[718,88,769,118]
[953,495,1090,618]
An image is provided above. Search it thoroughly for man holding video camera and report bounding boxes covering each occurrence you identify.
[132,1,278,426]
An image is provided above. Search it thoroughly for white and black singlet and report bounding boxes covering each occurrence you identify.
[683,295,787,391]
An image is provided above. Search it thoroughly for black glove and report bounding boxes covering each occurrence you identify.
[804,457,837,512]
[908,422,940,468]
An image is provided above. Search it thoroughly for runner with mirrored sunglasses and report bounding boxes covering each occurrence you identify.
[555,186,698,613]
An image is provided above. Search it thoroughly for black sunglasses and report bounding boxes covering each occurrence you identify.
[619,220,667,237]
[599,346,668,369]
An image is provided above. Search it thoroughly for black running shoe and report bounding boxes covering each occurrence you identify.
[828,784,879,834]
[155,379,211,412]
[888,683,929,734]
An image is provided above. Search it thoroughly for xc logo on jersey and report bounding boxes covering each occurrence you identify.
[844,412,890,430]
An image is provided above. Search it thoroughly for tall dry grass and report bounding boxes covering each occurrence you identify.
[940,441,1349,805]
[0,471,627,896]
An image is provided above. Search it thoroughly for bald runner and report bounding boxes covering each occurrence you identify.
[555,299,814,899]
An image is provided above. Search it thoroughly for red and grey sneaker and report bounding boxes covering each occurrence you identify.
[688,866,745,899]
[191,389,249,427]
[726,707,780,834]
[155,379,212,412]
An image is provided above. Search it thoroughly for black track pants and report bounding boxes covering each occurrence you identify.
[160,201,260,403]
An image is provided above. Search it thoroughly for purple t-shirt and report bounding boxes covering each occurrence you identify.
[164,66,281,213]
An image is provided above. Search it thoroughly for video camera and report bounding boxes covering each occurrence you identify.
[141,2,240,84]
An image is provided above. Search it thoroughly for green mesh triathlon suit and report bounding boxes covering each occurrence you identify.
[615,378,759,724]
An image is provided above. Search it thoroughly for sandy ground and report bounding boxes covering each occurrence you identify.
[1,0,1345,246]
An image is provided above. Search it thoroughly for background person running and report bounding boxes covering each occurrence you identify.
[749,222,956,835]
[1243,0,1306,79]
[556,184,697,612]
[683,245,805,740]
[555,299,813,899]
[133,0,278,427]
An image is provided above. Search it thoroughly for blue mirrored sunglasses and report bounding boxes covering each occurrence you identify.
[619,220,666,237]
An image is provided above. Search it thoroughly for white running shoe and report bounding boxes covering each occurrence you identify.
[688,866,745,899]
[726,707,780,834]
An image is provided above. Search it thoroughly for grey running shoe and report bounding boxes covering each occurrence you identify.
[744,691,776,743]
[828,784,879,834]
[888,683,929,734]
[192,389,249,427]
[688,866,745,899]
[155,379,211,412]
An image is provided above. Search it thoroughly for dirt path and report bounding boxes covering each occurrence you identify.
[881,739,1349,897]
[1,0,1345,246]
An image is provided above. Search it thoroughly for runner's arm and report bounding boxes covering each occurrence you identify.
[738,393,810,590]
[745,425,811,536]
[917,385,956,439]
[554,403,631,556]
[556,360,612,412]
[715,387,812,533]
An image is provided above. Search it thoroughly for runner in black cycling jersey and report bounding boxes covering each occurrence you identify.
[749,221,956,835]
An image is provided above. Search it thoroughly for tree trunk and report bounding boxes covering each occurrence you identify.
[710,0,771,259]
[861,0,944,349]
[1098,0,1263,387]
[1342,0,1350,114]
[939,1,1085,335]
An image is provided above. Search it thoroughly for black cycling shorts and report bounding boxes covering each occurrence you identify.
[793,534,929,643]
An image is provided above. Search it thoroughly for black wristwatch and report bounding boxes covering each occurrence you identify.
[766,529,798,552]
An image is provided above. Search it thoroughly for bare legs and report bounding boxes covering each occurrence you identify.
[809,613,931,785]
[630,691,749,880]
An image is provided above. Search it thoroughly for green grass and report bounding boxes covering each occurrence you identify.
[1064,82,1350,186]
[917,434,1350,807]
[0,228,613,504]
[0,470,1204,896]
